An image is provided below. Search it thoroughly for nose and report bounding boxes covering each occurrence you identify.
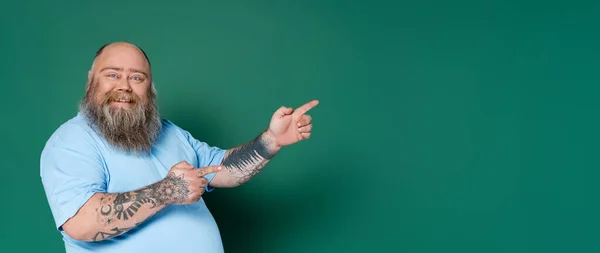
[115,77,132,92]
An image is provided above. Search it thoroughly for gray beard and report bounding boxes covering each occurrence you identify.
[79,85,162,155]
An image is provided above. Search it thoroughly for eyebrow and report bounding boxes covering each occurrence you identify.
[100,67,149,78]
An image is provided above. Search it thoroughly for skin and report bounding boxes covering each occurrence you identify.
[87,42,152,110]
[62,42,319,242]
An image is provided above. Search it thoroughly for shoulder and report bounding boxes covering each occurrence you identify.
[158,119,191,139]
[41,113,103,158]
[160,119,184,131]
[155,119,206,149]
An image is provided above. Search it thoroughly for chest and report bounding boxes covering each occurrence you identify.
[100,132,199,193]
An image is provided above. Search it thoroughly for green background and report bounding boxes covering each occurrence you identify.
[1,0,599,252]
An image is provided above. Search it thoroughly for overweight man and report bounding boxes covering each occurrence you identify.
[40,41,318,253]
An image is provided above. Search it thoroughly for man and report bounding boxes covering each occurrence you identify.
[40,41,318,253]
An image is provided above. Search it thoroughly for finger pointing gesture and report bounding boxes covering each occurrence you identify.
[268,99,319,147]
[293,100,319,117]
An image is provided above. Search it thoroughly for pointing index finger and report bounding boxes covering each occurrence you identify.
[293,100,319,116]
[197,166,223,177]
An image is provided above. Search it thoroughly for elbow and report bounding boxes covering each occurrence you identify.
[64,231,90,242]
[61,219,95,242]
[224,177,243,188]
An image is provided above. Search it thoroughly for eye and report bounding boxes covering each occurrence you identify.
[108,73,119,79]
[131,76,144,82]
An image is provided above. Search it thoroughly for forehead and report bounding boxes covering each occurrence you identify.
[93,44,150,72]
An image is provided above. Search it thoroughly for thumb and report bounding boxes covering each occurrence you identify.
[274,106,293,118]
[174,161,194,170]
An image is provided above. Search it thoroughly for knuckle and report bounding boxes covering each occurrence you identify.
[174,161,192,169]
[186,170,196,178]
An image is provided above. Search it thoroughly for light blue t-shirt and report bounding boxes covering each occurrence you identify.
[40,112,227,253]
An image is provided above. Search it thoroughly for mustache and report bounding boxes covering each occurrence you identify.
[102,91,141,104]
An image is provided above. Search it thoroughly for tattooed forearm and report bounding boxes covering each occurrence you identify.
[92,223,139,241]
[97,172,189,222]
[85,172,190,241]
[222,131,280,184]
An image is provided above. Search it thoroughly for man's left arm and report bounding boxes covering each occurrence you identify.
[209,100,319,188]
[210,131,279,187]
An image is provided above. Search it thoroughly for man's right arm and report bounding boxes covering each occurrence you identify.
[62,176,171,242]
[61,162,221,242]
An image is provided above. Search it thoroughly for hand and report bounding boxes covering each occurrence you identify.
[267,100,319,147]
[159,161,222,205]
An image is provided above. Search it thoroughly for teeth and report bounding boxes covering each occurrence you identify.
[110,94,132,103]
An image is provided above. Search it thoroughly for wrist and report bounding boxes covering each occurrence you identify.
[262,130,282,156]
[150,179,176,206]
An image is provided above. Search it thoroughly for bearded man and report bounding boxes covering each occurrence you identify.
[40,41,318,253]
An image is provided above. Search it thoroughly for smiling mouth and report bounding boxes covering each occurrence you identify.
[106,92,136,105]
[110,99,134,105]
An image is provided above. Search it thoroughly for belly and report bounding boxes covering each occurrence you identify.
[67,199,224,253]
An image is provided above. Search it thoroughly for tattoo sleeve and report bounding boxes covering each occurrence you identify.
[221,131,280,185]
[78,172,190,242]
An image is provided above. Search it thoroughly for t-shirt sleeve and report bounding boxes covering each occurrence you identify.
[178,127,226,192]
[40,125,107,230]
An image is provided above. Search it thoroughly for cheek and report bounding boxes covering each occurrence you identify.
[90,82,113,101]
[133,85,151,100]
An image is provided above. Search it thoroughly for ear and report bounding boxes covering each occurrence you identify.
[86,70,93,92]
